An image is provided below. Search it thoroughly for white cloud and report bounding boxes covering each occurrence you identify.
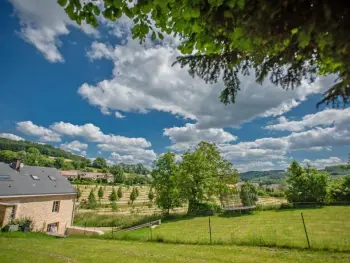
[79,34,334,129]
[51,121,155,165]
[16,121,61,142]
[164,123,237,152]
[109,148,156,165]
[51,121,151,148]
[301,157,345,169]
[265,108,350,132]
[98,144,157,165]
[10,0,98,62]
[115,111,125,119]
[0,133,25,141]
[60,140,88,155]
[235,161,275,173]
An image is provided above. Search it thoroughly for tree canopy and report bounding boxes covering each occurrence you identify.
[60,0,350,106]
[286,160,329,204]
[177,141,239,212]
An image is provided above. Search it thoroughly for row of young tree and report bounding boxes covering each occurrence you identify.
[151,142,239,215]
[82,186,141,209]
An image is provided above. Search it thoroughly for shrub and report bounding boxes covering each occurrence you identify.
[109,188,117,202]
[110,202,118,211]
[286,161,329,204]
[187,203,222,216]
[117,186,123,199]
[327,175,350,204]
[240,183,258,206]
[87,190,97,209]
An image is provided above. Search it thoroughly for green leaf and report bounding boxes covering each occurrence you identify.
[291,28,298,35]
[57,0,67,7]
[227,0,236,9]
[237,0,245,9]
[115,8,123,18]
[93,6,100,16]
[224,10,233,18]
[113,0,122,8]
[191,8,200,18]
[158,32,164,40]
[151,31,156,41]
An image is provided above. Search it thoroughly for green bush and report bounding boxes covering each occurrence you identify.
[187,203,222,216]
[240,183,258,206]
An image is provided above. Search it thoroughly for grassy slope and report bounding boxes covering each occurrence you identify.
[112,206,350,251]
[1,233,349,263]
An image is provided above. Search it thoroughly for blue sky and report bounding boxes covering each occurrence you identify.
[1,0,349,171]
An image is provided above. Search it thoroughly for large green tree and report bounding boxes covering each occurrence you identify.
[286,160,329,204]
[151,152,181,214]
[177,142,239,213]
[60,0,350,106]
[92,157,107,169]
[110,165,125,183]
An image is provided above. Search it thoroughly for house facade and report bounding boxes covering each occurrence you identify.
[0,160,77,235]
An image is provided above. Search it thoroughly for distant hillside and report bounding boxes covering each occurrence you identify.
[323,165,350,176]
[0,138,87,162]
[240,170,286,184]
[240,165,350,183]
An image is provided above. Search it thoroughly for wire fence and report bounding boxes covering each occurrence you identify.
[97,205,350,251]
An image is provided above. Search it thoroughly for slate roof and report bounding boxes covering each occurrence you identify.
[0,162,77,197]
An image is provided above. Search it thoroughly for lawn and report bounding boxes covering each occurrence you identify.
[1,233,349,263]
[110,206,350,251]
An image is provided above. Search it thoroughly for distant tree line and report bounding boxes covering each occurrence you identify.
[0,138,87,162]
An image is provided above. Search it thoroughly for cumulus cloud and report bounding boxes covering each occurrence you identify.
[0,133,25,141]
[51,121,151,148]
[265,108,350,132]
[60,140,88,155]
[51,121,155,165]
[79,33,334,129]
[16,121,61,142]
[115,111,125,119]
[301,157,345,169]
[164,123,237,152]
[9,0,98,62]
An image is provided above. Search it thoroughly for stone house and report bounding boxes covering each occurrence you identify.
[0,160,77,235]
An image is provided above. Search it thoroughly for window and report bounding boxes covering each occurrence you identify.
[0,175,11,180]
[52,201,60,212]
[47,223,59,233]
[31,175,40,180]
[48,175,56,181]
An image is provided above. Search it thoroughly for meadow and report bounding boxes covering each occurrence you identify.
[1,232,349,263]
[109,206,350,251]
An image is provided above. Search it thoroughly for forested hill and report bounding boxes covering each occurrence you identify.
[0,138,86,161]
[240,170,287,183]
[240,166,350,183]
[323,165,350,176]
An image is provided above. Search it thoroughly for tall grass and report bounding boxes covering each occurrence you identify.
[74,212,186,228]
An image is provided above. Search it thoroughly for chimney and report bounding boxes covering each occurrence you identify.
[11,159,22,171]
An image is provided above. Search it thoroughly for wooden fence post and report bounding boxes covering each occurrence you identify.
[209,217,212,244]
[301,212,311,249]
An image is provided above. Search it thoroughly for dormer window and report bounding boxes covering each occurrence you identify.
[48,175,56,181]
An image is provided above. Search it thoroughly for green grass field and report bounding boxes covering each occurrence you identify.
[1,233,349,263]
[110,206,350,251]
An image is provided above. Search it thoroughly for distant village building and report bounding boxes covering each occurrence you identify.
[0,160,77,235]
[60,170,113,183]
